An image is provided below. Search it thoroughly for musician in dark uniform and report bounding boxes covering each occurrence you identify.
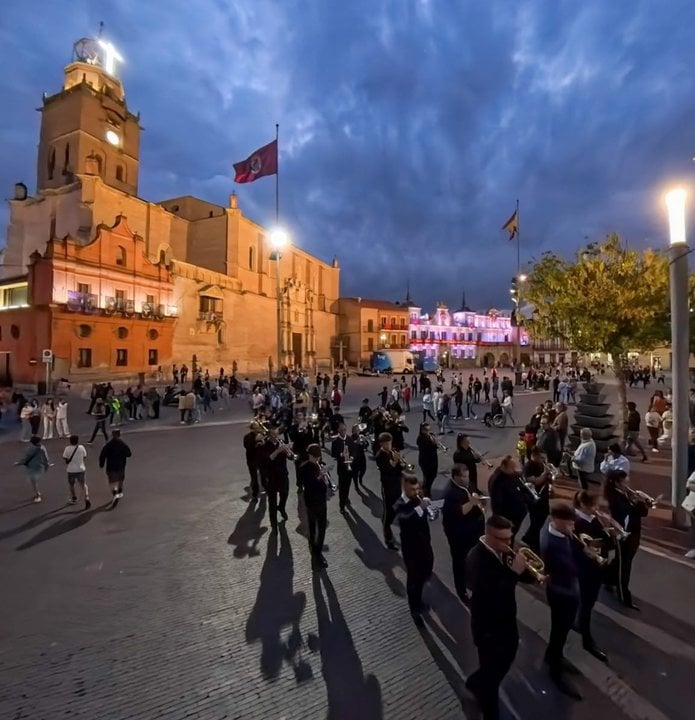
[573,490,609,662]
[346,424,368,490]
[394,474,434,627]
[442,464,485,603]
[375,432,403,551]
[243,423,262,500]
[386,413,408,452]
[288,412,314,492]
[452,433,483,493]
[466,515,535,720]
[255,431,272,500]
[330,422,352,514]
[298,443,329,568]
[604,469,648,609]
[266,424,290,529]
[371,408,387,456]
[358,399,373,429]
[520,447,552,552]
[539,503,583,699]
[416,422,439,497]
[489,455,529,541]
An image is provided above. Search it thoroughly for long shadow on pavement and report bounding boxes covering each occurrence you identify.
[227,496,268,558]
[358,485,383,520]
[245,524,310,683]
[0,504,83,543]
[14,502,112,551]
[309,572,383,720]
[344,504,405,598]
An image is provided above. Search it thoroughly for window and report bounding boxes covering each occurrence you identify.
[148,349,158,366]
[116,246,126,266]
[78,283,90,295]
[391,334,396,346]
[217,328,225,345]
[367,319,374,332]
[116,349,128,366]
[117,326,128,339]
[47,147,55,180]
[78,348,92,368]
[199,296,222,314]
[367,338,374,351]
[381,316,387,328]
[78,324,91,338]
[400,318,406,328]
[248,246,256,271]
[115,289,125,301]
[148,329,159,340]
[115,165,124,182]
[1,286,28,307]
[442,332,447,340]
[63,143,70,174]
[146,294,155,305]
[10,324,20,339]
[411,331,416,340]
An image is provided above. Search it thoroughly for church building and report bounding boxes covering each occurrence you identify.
[0,36,339,387]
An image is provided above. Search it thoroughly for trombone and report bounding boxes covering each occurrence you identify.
[391,449,415,472]
[571,532,608,566]
[471,445,493,468]
[429,432,448,453]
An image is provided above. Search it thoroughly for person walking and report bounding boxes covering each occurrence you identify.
[56,398,70,438]
[41,399,56,440]
[625,401,648,461]
[298,444,329,568]
[62,434,90,509]
[501,391,514,427]
[15,435,50,503]
[98,429,132,508]
[421,390,436,422]
[19,401,33,441]
[87,399,109,444]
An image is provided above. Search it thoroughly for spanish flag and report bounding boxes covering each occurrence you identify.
[502,209,518,239]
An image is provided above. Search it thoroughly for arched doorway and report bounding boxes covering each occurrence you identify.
[499,352,510,366]
[483,352,495,367]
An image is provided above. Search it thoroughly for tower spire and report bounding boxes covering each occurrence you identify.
[405,279,412,304]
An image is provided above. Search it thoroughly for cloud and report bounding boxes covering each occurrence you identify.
[2,0,695,312]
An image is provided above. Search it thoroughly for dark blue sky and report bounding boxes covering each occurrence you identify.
[2,0,695,312]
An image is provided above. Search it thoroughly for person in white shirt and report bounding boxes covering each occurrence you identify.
[572,428,596,490]
[56,398,70,438]
[501,391,514,426]
[659,405,673,447]
[599,443,630,476]
[644,405,662,453]
[62,434,90,510]
[684,471,695,559]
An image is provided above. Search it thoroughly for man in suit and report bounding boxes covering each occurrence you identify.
[394,474,434,627]
[466,515,535,720]
[330,422,352,514]
[298,444,329,568]
[442,464,485,603]
[489,455,529,541]
[375,432,404,550]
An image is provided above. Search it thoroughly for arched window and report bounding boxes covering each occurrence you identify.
[47,147,56,180]
[63,143,70,174]
[115,165,124,182]
[116,246,126,267]
[94,155,103,176]
[248,246,256,271]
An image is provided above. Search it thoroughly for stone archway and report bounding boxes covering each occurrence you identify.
[499,352,510,366]
[483,352,495,368]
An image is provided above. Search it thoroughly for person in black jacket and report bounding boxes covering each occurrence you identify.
[243,423,262,500]
[489,455,529,541]
[465,515,535,720]
[416,422,439,497]
[288,412,315,492]
[330,422,352,514]
[442,464,485,603]
[452,433,483,493]
[98,429,132,507]
[604,469,649,609]
[394,474,434,627]
[346,424,368,490]
[298,444,329,568]
[375,432,404,550]
[520,447,552,552]
[265,425,290,529]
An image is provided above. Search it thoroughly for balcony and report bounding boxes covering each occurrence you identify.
[104,297,135,316]
[66,291,99,313]
[198,310,223,323]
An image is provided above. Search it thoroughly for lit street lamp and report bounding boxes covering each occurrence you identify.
[270,228,289,375]
[665,188,690,526]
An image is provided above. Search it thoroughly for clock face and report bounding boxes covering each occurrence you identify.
[105,129,120,146]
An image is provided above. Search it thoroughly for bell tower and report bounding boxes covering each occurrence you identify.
[36,36,140,196]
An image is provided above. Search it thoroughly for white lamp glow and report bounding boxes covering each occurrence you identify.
[98,40,123,76]
[665,188,687,245]
[518,273,528,282]
[270,228,289,251]
[105,129,120,146]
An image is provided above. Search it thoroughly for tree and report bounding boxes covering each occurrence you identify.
[524,234,671,431]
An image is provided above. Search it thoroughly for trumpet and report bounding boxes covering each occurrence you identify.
[594,510,631,541]
[416,493,440,521]
[505,546,546,583]
[544,462,560,482]
[342,444,352,469]
[429,433,448,452]
[392,450,415,472]
[270,439,299,462]
[471,445,493,468]
[571,532,609,566]
[626,486,661,508]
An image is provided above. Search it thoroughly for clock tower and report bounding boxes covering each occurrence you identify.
[36,37,140,196]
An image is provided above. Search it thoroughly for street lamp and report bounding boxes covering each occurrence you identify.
[665,188,690,526]
[380,332,387,348]
[270,228,289,375]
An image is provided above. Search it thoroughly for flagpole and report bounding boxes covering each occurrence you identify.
[516,198,522,372]
[275,123,279,226]
[516,198,520,277]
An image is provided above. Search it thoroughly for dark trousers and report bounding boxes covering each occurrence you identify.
[445,534,475,602]
[545,589,579,669]
[381,487,399,543]
[468,634,518,720]
[350,463,366,490]
[422,409,436,422]
[246,458,260,498]
[267,475,289,525]
[611,535,639,605]
[337,469,352,510]
[647,426,659,449]
[306,501,327,553]
[405,557,432,611]
[578,575,601,643]
[89,419,108,442]
[577,470,592,490]
[420,466,437,498]
[521,507,548,553]
[295,460,304,490]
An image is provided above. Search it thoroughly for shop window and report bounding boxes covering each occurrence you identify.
[117,327,128,339]
[10,324,20,339]
[116,349,128,366]
[78,324,91,338]
[148,329,159,340]
[78,348,92,368]
[148,349,158,366]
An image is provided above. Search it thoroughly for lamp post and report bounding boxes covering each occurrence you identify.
[665,188,690,527]
[270,228,289,376]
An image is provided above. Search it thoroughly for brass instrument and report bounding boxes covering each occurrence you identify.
[391,450,415,472]
[594,510,631,541]
[626,486,662,509]
[429,432,448,453]
[416,493,440,521]
[270,439,299,461]
[571,532,608,566]
[342,443,352,470]
[544,462,560,483]
[471,445,493,468]
[505,546,546,582]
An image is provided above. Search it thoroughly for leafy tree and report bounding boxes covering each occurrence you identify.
[524,234,671,430]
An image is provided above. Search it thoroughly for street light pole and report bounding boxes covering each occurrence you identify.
[270,229,289,377]
[665,188,690,527]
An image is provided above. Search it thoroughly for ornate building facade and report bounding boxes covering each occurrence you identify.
[0,36,339,386]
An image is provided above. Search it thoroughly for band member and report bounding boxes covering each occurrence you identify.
[520,447,552,552]
[452,433,483,493]
[573,491,609,662]
[376,432,404,551]
[539,503,583,699]
[331,422,352,514]
[371,407,387,456]
[358,398,373,428]
[346,424,368,490]
[298,443,329,568]
[289,412,314,492]
[394,474,434,627]
[386,413,408,451]
[466,515,535,720]
[489,455,529,542]
[266,425,290,529]
[604,469,648,609]
[442,464,485,603]
[243,422,262,500]
[416,422,439,497]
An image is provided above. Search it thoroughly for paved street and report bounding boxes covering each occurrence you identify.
[1,374,694,720]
